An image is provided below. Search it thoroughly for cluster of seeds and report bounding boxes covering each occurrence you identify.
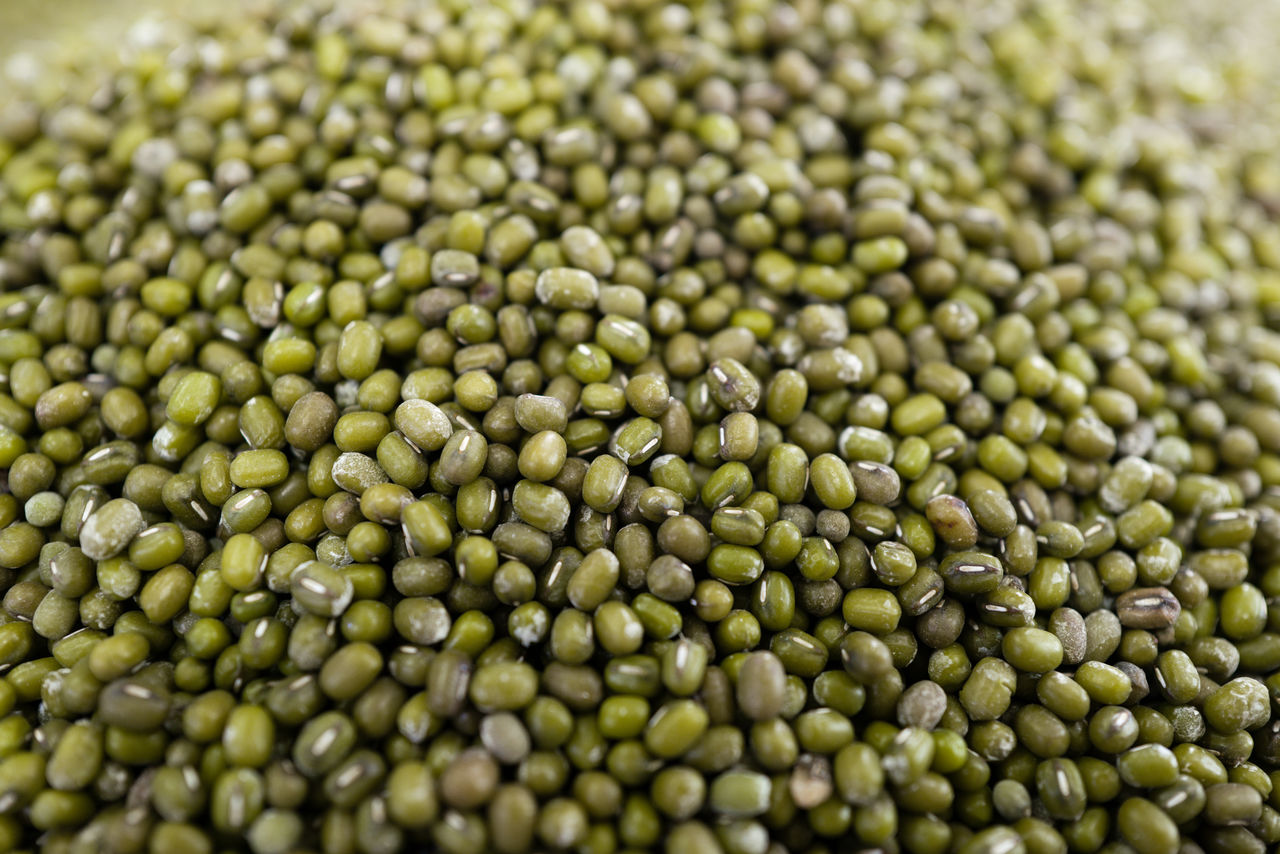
[2,0,1280,852]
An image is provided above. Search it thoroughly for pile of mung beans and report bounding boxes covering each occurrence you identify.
[1,0,1280,852]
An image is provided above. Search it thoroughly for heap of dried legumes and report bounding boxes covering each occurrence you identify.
[2,1,1280,852]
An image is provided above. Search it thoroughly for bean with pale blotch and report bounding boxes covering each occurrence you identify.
[789,754,833,810]
[796,348,864,391]
[1049,608,1088,665]
[897,680,947,729]
[535,267,599,310]
[332,452,389,495]
[394,399,453,452]
[1203,677,1270,733]
[79,498,145,561]
[560,225,615,277]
